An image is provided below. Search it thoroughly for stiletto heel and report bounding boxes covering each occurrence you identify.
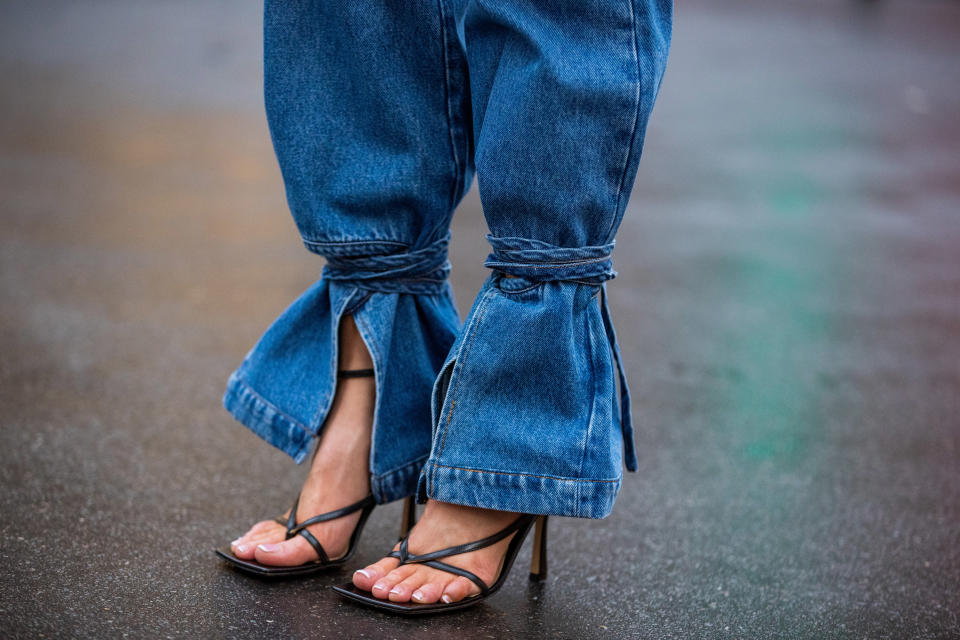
[398,496,417,540]
[333,513,544,614]
[529,515,548,581]
[215,368,380,578]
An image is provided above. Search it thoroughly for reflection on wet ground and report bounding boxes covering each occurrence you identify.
[1,1,958,637]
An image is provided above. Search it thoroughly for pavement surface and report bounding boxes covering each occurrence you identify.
[1,1,958,638]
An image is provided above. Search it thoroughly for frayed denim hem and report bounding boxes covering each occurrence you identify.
[223,373,313,464]
[417,461,622,519]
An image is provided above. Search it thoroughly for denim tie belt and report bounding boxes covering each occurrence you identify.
[482,235,639,471]
[321,233,452,296]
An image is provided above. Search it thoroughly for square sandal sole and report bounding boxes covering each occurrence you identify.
[331,582,489,615]
[331,514,548,616]
[214,548,349,577]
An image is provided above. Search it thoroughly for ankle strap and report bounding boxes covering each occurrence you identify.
[338,368,374,378]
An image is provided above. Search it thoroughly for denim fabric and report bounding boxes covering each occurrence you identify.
[224,0,672,517]
[224,1,470,504]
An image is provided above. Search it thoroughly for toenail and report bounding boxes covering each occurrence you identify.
[234,544,250,554]
[231,538,243,546]
[389,586,402,596]
[372,583,386,592]
[354,569,371,579]
[412,590,424,602]
[257,543,281,553]
[441,594,452,604]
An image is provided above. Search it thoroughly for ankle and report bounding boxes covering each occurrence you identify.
[312,447,369,478]
[338,315,374,370]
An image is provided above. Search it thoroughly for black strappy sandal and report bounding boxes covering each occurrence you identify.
[332,513,549,614]
[215,368,416,577]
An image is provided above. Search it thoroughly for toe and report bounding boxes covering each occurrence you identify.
[253,536,315,567]
[230,539,258,559]
[232,529,284,559]
[410,577,451,605]
[370,564,416,600]
[237,520,280,543]
[232,521,284,558]
[247,519,281,536]
[230,534,283,560]
[388,569,430,603]
[352,554,401,591]
[441,576,481,604]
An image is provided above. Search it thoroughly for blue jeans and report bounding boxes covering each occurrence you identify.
[224,0,672,519]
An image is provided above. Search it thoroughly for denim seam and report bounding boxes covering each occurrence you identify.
[606,0,642,244]
[494,280,603,294]
[430,462,620,484]
[496,285,541,295]
[306,290,354,431]
[435,287,497,460]
[577,308,599,485]
[354,310,384,370]
[436,0,463,213]
[343,290,373,314]
[229,377,312,438]
[352,308,385,475]
[493,279,543,295]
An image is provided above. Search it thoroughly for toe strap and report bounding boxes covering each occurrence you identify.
[292,495,376,530]
[397,514,535,564]
[281,494,376,563]
[297,528,330,564]
[385,515,537,597]
[386,550,489,595]
[422,560,489,596]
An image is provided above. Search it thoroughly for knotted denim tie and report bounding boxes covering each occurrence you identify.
[321,232,452,295]
[483,235,639,471]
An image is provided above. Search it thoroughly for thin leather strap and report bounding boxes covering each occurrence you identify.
[283,495,302,539]
[397,515,534,565]
[337,368,375,378]
[290,495,376,532]
[422,560,489,595]
[297,528,330,564]
[280,494,375,563]
[385,516,534,593]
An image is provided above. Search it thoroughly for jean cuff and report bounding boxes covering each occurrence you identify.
[222,373,314,464]
[371,456,430,504]
[417,461,621,519]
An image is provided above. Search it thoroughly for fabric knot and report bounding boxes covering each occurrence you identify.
[483,235,616,284]
[322,233,451,295]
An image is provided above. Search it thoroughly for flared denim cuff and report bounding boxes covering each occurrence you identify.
[222,234,459,504]
[418,236,638,519]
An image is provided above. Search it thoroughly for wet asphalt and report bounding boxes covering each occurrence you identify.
[1,1,958,638]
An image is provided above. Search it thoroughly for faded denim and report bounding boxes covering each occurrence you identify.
[224,0,672,518]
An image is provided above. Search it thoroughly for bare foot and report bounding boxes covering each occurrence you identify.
[351,500,521,604]
[229,315,374,566]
